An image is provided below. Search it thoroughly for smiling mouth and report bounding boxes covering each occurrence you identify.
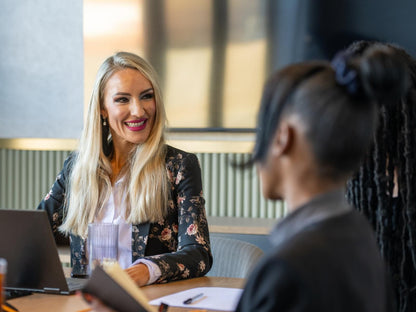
[125,120,145,127]
[125,119,147,131]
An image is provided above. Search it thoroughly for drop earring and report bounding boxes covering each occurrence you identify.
[102,117,112,156]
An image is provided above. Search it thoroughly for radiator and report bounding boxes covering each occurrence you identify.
[196,153,284,218]
[0,149,71,210]
[0,149,284,218]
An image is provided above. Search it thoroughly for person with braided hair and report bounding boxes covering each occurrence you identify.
[345,41,416,312]
[235,45,409,311]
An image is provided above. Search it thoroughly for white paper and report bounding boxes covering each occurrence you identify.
[149,287,243,311]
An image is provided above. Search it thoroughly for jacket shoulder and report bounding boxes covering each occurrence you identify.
[165,145,193,158]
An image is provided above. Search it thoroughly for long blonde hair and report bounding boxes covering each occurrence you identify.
[60,52,169,238]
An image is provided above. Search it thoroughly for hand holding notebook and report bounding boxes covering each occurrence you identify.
[82,261,157,312]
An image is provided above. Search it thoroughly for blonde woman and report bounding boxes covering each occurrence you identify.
[38,52,212,286]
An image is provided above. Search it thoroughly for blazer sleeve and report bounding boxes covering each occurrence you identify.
[37,153,74,245]
[236,257,314,312]
[144,151,213,283]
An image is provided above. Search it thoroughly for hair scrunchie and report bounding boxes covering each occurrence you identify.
[331,51,361,96]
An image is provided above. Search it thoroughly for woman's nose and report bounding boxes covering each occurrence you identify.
[130,99,145,116]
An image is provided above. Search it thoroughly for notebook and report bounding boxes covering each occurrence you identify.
[0,209,87,295]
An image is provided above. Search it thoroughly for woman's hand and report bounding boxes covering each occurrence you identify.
[125,263,150,286]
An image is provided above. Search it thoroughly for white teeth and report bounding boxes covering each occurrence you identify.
[126,121,145,127]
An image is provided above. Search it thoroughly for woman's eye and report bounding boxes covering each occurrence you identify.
[115,97,129,103]
[141,92,154,100]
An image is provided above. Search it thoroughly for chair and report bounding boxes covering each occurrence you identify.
[206,236,264,278]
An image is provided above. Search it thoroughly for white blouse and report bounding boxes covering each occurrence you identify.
[94,178,161,284]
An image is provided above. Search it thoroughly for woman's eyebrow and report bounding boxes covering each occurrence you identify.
[140,88,154,95]
[112,88,153,97]
[113,92,131,97]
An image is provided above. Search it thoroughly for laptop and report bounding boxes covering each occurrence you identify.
[0,209,87,295]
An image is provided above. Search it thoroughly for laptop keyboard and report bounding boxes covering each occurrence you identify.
[5,289,32,300]
[66,277,87,291]
[5,279,86,298]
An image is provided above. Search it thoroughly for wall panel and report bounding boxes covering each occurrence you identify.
[0,149,284,219]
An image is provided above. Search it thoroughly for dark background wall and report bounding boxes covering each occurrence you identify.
[272,0,416,69]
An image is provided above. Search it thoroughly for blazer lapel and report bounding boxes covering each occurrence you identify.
[70,234,88,276]
[131,222,150,262]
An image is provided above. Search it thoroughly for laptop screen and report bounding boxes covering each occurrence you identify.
[0,209,70,293]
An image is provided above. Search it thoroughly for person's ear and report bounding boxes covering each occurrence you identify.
[270,121,293,157]
[100,108,108,119]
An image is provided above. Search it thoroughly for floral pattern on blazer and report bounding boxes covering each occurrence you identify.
[37,145,212,283]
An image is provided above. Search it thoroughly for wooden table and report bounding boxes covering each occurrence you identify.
[8,276,245,312]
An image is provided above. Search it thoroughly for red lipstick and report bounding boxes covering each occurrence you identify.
[125,118,147,131]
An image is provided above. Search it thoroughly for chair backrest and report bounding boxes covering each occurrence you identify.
[206,236,264,278]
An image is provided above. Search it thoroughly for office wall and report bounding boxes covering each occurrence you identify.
[3,0,416,140]
[273,0,416,69]
[0,148,284,219]
[0,0,84,139]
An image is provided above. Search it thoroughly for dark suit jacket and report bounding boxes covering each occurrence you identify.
[37,145,212,283]
[236,190,395,312]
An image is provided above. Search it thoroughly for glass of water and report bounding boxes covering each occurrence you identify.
[87,223,119,274]
[0,258,7,309]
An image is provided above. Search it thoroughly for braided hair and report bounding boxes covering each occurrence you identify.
[346,41,416,312]
[253,45,408,182]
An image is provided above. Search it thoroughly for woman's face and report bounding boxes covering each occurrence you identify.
[256,116,306,202]
[256,126,287,201]
[257,151,284,201]
[101,68,156,149]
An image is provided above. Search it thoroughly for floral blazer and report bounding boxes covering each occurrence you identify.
[37,145,212,283]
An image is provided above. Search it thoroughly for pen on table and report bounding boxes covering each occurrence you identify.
[183,292,204,304]
[2,302,20,312]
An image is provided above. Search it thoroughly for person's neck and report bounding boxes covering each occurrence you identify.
[284,177,345,213]
[111,143,135,183]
